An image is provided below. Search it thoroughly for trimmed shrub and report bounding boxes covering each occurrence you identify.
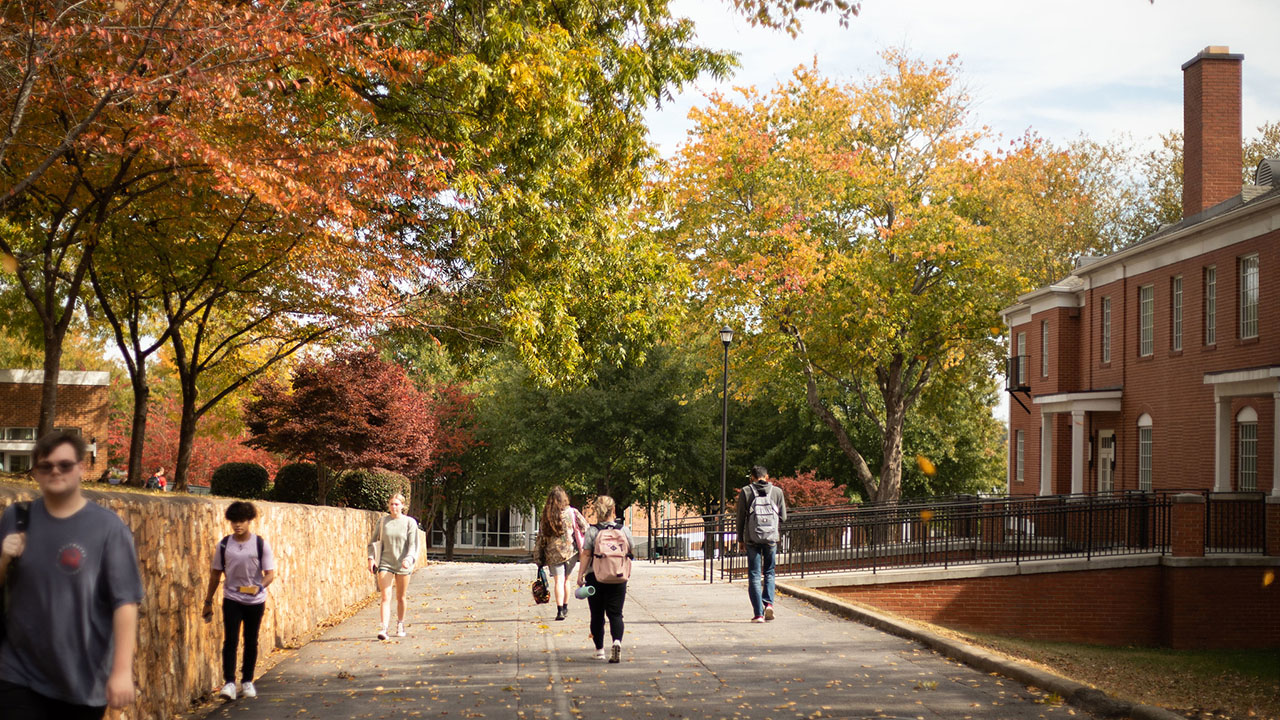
[272,463,320,504]
[210,462,270,499]
[331,468,411,512]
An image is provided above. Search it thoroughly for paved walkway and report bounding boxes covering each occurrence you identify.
[205,562,1082,720]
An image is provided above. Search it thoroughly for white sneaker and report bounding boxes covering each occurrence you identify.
[240,681,257,698]
[764,604,775,621]
[594,648,606,660]
[219,682,236,701]
[396,622,406,637]
[609,640,622,664]
[377,627,388,641]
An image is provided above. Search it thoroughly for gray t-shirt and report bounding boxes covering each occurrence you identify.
[368,515,419,574]
[211,533,276,605]
[0,499,145,706]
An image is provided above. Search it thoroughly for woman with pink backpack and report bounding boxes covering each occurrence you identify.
[575,495,634,663]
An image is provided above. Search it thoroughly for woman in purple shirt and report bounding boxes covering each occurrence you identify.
[202,502,276,702]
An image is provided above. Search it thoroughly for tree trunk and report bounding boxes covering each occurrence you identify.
[876,396,906,504]
[173,388,198,492]
[37,333,64,437]
[317,464,335,505]
[126,376,150,485]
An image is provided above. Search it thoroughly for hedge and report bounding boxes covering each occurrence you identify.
[331,468,411,512]
[272,463,320,504]
[210,462,270,499]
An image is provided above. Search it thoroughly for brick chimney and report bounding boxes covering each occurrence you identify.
[1182,46,1243,218]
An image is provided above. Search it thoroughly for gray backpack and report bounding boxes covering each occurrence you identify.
[745,485,780,544]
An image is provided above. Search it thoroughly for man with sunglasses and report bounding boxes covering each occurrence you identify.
[0,431,144,719]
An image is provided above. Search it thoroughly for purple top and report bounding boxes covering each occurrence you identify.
[212,533,276,605]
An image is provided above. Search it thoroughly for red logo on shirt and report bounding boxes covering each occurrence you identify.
[58,543,86,574]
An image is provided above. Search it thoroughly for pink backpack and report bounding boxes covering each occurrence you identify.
[591,525,632,584]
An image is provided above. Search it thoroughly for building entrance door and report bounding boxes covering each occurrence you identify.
[1098,430,1115,493]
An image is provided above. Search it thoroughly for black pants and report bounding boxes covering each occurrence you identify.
[0,680,105,720]
[585,574,626,649]
[222,599,267,684]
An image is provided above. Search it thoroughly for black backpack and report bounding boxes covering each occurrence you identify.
[0,502,32,647]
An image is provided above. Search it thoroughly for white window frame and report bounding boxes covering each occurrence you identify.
[1016,332,1027,385]
[1239,254,1258,339]
[1171,275,1183,351]
[3,427,36,442]
[1137,413,1153,492]
[1041,321,1049,377]
[1015,430,1025,483]
[1237,407,1258,492]
[1204,266,1217,345]
[1139,285,1154,357]
[5,453,32,473]
[1101,297,1111,363]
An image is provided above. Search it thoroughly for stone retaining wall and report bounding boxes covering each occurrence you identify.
[0,481,395,719]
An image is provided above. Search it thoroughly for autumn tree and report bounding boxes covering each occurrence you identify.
[771,470,850,507]
[660,53,1037,504]
[244,350,435,504]
[0,0,446,435]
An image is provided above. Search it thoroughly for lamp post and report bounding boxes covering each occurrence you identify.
[718,326,733,569]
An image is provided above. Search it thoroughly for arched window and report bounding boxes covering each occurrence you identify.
[1137,414,1153,491]
[1237,407,1258,491]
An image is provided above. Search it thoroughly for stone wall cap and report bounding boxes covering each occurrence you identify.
[1171,493,1207,503]
[1266,495,1280,505]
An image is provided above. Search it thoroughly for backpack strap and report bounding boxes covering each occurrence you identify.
[256,535,264,565]
[218,535,230,571]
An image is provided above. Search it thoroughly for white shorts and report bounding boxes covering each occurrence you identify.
[549,563,568,578]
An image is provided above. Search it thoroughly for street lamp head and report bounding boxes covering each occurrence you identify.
[719,326,734,346]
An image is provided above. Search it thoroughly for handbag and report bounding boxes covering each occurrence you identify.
[531,565,551,605]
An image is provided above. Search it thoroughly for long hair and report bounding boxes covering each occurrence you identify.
[592,495,616,524]
[540,486,569,538]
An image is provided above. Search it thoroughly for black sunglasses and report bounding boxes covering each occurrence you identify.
[32,460,79,475]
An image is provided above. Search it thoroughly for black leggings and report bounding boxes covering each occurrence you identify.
[222,599,267,684]
[585,575,626,649]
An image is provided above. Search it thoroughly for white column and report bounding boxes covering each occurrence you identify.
[1071,409,1085,495]
[1273,392,1280,497]
[1040,409,1054,496]
[1214,395,1232,492]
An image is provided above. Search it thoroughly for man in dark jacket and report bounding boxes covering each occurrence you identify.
[735,465,787,623]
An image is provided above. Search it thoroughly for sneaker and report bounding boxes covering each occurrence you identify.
[764,604,775,622]
[609,640,621,664]
[377,628,388,641]
[240,681,257,698]
[219,682,236,701]
[751,616,765,623]
[397,622,406,637]
[594,648,607,661]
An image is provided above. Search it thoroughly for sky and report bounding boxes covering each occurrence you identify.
[644,0,1280,159]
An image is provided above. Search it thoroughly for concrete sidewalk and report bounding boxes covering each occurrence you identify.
[204,562,1082,720]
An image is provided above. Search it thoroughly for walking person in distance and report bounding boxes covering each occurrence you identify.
[534,486,586,621]
[367,492,420,640]
[202,501,277,701]
[0,431,144,719]
[735,465,787,623]
[576,495,633,663]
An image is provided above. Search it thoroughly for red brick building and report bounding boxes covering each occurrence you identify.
[0,369,110,474]
[1002,47,1280,498]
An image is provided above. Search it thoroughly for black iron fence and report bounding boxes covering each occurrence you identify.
[655,489,1269,582]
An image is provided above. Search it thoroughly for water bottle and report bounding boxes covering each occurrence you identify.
[574,585,596,600]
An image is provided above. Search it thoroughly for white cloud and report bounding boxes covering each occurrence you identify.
[647,0,1280,156]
